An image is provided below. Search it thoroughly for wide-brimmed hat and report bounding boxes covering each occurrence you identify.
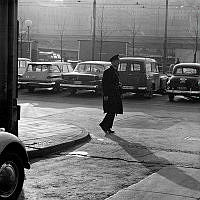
[109,54,119,62]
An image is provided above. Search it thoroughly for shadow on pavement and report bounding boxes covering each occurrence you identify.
[106,133,200,191]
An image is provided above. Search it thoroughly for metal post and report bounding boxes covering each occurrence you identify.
[27,26,31,59]
[163,0,168,71]
[0,0,19,136]
[92,0,96,60]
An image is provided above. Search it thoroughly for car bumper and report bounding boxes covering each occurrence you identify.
[122,86,148,91]
[60,83,98,89]
[18,81,56,87]
[166,89,200,95]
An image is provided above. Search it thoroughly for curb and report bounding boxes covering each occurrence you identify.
[27,132,91,159]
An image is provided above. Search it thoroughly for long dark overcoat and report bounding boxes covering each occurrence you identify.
[102,65,123,114]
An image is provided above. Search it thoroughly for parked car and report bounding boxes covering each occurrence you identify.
[60,61,111,95]
[18,58,31,78]
[118,57,168,98]
[18,62,72,93]
[0,131,30,200]
[166,63,200,101]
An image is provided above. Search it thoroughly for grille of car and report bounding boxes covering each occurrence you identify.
[170,77,199,90]
[62,74,97,82]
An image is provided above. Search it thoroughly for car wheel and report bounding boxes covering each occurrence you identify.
[69,89,76,95]
[168,94,174,102]
[28,87,35,93]
[144,89,153,99]
[52,82,60,93]
[94,89,102,96]
[0,153,25,200]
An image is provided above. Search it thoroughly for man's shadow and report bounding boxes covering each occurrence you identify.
[106,133,200,191]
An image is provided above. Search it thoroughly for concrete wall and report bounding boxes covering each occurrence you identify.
[175,49,200,63]
[79,40,127,61]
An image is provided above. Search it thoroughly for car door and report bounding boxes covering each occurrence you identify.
[151,62,160,91]
[118,62,129,89]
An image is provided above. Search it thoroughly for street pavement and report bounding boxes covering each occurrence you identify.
[19,102,200,200]
[18,103,91,159]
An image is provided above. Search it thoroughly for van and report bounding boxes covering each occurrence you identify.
[118,57,167,98]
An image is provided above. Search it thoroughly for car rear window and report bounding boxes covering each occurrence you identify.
[118,62,143,72]
[27,64,50,72]
[62,64,73,73]
[174,66,199,75]
[74,64,105,73]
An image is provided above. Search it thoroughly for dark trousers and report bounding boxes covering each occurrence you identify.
[100,113,115,130]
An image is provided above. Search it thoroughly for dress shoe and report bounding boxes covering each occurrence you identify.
[99,124,108,133]
[108,129,115,133]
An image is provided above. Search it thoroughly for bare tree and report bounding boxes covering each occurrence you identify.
[57,20,66,62]
[127,10,140,57]
[193,11,199,62]
[187,7,200,63]
[96,6,113,60]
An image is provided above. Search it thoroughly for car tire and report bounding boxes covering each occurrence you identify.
[144,89,153,99]
[168,94,174,102]
[0,152,25,200]
[52,82,60,93]
[28,87,35,93]
[94,89,102,96]
[69,89,76,95]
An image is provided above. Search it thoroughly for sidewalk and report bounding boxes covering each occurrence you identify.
[18,103,91,159]
[104,123,200,200]
[18,103,200,199]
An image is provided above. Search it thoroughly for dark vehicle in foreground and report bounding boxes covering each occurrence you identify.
[0,131,30,200]
[19,62,73,92]
[118,57,168,98]
[166,63,200,101]
[60,61,111,95]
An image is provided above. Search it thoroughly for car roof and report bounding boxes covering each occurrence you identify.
[18,58,31,61]
[120,57,157,62]
[78,61,111,65]
[28,62,68,65]
[174,63,200,68]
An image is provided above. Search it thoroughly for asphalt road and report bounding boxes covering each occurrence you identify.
[17,89,200,200]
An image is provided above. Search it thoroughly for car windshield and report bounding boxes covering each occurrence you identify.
[173,66,199,75]
[74,64,105,73]
[27,64,50,72]
[62,64,74,73]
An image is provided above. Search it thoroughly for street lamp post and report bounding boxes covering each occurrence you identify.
[25,19,32,59]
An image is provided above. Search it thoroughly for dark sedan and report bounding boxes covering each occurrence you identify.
[60,61,111,95]
[166,63,200,101]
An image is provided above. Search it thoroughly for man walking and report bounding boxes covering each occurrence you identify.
[99,54,123,134]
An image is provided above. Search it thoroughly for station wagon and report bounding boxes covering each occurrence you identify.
[18,62,72,92]
[118,57,168,98]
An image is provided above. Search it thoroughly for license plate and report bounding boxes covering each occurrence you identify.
[122,86,134,89]
[74,81,82,84]
[177,86,187,91]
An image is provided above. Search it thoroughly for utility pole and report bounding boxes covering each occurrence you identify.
[92,0,96,60]
[193,10,199,63]
[163,0,168,71]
